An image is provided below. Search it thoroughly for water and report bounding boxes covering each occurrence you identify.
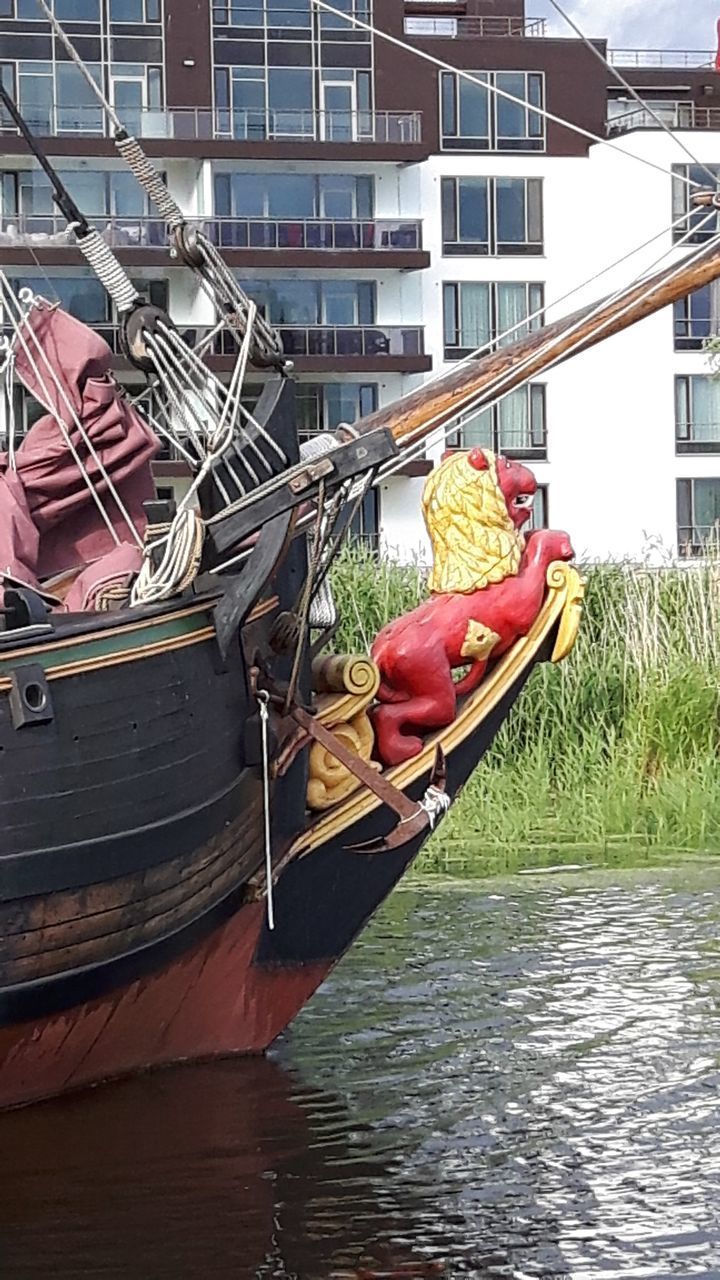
[2,866,720,1278]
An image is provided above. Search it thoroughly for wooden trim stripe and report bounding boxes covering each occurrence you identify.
[289,567,576,855]
[0,594,279,690]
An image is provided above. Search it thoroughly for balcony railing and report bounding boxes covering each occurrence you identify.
[609,48,714,68]
[216,325,425,359]
[608,102,720,135]
[0,215,423,253]
[3,321,425,362]
[0,105,422,145]
[404,15,545,37]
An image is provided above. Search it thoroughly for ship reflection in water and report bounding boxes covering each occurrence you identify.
[2,869,720,1278]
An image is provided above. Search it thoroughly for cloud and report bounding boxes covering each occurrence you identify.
[538,0,715,51]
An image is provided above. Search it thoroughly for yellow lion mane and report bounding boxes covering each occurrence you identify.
[422,450,525,595]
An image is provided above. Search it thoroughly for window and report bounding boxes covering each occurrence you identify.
[674,283,720,351]
[451,385,547,458]
[348,486,378,545]
[443,281,544,360]
[675,376,720,452]
[0,168,159,235]
[215,67,266,140]
[295,382,377,437]
[215,0,369,30]
[528,483,547,531]
[10,275,110,324]
[0,65,16,133]
[56,62,104,133]
[441,177,543,256]
[242,279,375,325]
[55,0,101,18]
[677,478,720,556]
[672,165,720,244]
[214,63,372,141]
[441,70,545,152]
[110,0,161,19]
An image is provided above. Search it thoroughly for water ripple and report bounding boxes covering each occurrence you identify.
[1,866,720,1277]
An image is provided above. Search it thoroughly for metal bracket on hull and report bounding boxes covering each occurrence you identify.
[289,705,448,853]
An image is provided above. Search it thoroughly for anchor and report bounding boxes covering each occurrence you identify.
[289,705,449,853]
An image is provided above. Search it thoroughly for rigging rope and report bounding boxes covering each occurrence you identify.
[391,206,704,414]
[310,0,707,194]
[545,0,719,188]
[376,209,720,480]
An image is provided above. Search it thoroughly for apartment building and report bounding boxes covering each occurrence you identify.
[0,0,719,560]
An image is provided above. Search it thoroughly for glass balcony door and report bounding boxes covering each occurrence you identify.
[320,80,356,142]
[111,77,145,137]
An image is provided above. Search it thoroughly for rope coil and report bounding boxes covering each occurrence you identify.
[115,134,186,228]
[76,231,139,314]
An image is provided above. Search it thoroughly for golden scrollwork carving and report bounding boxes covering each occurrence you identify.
[306,654,381,812]
[546,562,585,663]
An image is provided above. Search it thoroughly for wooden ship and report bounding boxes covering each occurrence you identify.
[0,10,717,1108]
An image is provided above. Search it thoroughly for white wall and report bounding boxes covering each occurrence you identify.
[379,128,720,562]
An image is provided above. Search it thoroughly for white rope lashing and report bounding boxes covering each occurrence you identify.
[257,690,276,931]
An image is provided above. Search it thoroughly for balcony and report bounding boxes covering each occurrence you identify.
[0,215,429,269]
[86,323,430,373]
[404,14,545,37]
[216,324,429,371]
[0,105,423,147]
[609,48,714,68]
[608,102,720,135]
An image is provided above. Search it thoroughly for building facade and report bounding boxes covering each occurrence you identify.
[1,0,719,560]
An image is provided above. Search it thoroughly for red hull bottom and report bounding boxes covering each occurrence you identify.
[0,902,330,1110]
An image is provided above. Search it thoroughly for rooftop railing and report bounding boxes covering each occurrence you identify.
[0,106,423,145]
[609,48,714,68]
[404,14,545,38]
[0,215,424,253]
[608,102,720,135]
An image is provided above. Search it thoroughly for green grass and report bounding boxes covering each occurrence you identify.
[330,547,720,874]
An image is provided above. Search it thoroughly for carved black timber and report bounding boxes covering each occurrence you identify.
[205,428,397,560]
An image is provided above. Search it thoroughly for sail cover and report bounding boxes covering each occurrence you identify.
[1,301,159,581]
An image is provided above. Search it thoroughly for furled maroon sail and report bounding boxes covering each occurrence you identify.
[3,302,159,579]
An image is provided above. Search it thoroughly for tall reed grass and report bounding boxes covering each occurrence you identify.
[330,546,720,872]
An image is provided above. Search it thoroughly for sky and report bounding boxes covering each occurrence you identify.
[533,0,716,52]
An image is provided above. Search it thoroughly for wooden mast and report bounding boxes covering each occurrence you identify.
[356,232,720,445]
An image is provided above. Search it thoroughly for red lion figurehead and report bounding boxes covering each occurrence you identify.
[467,447,537,530]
